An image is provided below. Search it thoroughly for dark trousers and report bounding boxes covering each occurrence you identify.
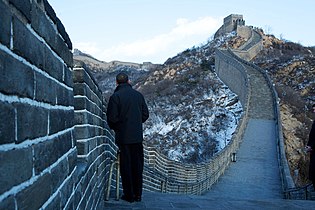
[119,143,144,198]
[310,153,315,190]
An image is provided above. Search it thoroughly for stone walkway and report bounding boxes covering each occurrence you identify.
[100,192,315,209]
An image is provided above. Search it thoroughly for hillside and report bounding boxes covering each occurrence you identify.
[252,32,315,186]
[74,29,315,185]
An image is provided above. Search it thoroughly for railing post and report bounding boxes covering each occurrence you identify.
[161,180,165,193]
[116,153,120,200]
[105,152,120,201]
[165,178,168,193]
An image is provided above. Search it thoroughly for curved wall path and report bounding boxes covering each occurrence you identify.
[206,49,282,200]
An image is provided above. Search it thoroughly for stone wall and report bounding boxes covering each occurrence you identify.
[232,29,263,61]
[236,25,252,40]
[215,49,249,106]
[72,60,118,206]
[0,0,117,209]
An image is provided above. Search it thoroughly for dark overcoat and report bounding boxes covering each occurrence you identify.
[307,120,315,181]
[106,83,149,146]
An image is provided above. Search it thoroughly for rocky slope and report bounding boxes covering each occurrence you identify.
[252,32,315,186]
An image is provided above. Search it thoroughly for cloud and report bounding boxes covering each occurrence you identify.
[74,16,221,63]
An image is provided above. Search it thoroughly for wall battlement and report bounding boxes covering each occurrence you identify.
[0,0,117,209]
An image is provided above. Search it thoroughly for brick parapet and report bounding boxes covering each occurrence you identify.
[0,0,117,209]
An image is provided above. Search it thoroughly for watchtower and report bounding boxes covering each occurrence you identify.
[214,14,245,38]
[223,14,245,34]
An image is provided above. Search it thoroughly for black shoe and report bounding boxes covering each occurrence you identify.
[134,196,141,202]
[121,194,134,203]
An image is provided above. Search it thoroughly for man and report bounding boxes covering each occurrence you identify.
[305,104,315,189]
[107,72,149,202]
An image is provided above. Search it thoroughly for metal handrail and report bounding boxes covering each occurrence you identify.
[284,183,314,200]
[105,152,120,201]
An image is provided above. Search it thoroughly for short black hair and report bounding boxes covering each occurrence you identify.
[116,72,128,84]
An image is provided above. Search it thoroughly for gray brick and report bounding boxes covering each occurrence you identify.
[9,0,31,22]
[56,85,74,107]
[63,194,75,210]
[33,138,57,175]
[58,131,73,155]
[33,131,72,175]
[0,147,32,195]
[0,102,15,144]
[31,2,56,51]
[0,194,15,210]
[16,103,48,143]
[13,17,45,69]
[49,109,74,135]
[68,148,77,175]
[55,34,73,67]
[0,50,35,98]
[73,189,84,209]
[51,158,69,192]
[43,0,57,24]
[77,140,88,156]
[59,178,74,209]
[35,72,57,105]
[16,173,52,210]
[77,195,87,210]
[44,193,61,210]
[74,111,89,125]
[73,83,88,97]
[74,97,89,111]
[44,47,63,82]
[74,126,94,141]
[31,2,72,74]
[0,1,11,48]
[73,68,86,83]
[56,18,72,50]
[63,64,73,88]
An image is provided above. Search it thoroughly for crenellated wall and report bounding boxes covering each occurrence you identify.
[0,0,117,209]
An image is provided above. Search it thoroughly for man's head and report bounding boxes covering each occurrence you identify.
[116,72,129,84]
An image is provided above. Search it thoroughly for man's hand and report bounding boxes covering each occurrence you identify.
[305,146,312,153]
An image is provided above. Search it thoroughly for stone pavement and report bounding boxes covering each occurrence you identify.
[205,119,282,200]
[100,192,315,210]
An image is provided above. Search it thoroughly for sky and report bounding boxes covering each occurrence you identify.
[48,0,315,64]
